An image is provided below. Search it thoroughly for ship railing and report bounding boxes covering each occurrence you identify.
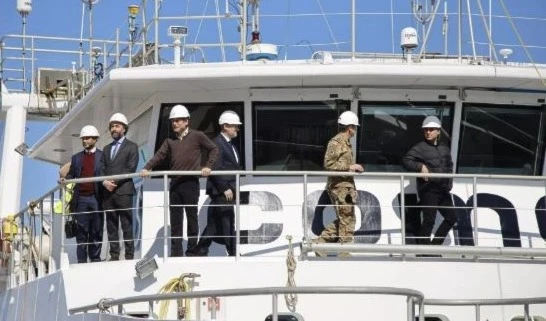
[5,170,546,288]
[424,297,546,321]
[69,285,425,321]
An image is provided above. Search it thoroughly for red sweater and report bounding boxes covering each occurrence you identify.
[79,152,95,196]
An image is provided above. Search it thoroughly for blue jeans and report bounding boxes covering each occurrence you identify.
[74,195,104,263]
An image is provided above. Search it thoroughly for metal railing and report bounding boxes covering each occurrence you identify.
[424,297,546,321]
[69,285,426,321]
[3,170,546,289]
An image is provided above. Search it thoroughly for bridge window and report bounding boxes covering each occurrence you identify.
[458,104,546,175]
[153,102,245,171]
[357,102,453,172]
[253,102,342,170]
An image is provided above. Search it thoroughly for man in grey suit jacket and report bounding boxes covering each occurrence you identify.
[100,113,139,260]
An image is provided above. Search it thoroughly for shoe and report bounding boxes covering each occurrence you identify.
[107,257,119,261]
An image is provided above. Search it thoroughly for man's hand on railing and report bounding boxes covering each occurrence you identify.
[139,169,150,178]
[57,178,66,184]
[103,180,118,192]
[349,164,364,173]
[201,167,211,177]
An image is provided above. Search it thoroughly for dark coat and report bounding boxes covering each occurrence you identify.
[402,140,453,194]
[66,149,104,209]
[99,137,139,195]
[206,134,241,196]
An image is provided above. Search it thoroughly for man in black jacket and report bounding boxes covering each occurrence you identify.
[195,111,242,256]
[402,115,457,245]
[100,113,139,260]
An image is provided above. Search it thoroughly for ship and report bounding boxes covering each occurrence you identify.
[1,0,546,320]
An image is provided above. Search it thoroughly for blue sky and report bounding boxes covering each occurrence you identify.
[1,0,545,208]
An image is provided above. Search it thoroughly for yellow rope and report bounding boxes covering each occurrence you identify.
[157,273,195,319]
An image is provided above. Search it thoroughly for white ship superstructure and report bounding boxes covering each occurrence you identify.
[1,1,546,320]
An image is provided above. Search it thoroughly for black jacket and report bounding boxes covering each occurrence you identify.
[100,137,139,195]
[206,134,241,196]
[402,140,453,194]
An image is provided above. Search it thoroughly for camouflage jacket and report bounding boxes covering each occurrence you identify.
[324,132,355,188]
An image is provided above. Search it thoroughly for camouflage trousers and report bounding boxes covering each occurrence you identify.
[318,182,357,243]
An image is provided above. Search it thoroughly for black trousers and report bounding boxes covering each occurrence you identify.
[103,193,134,260]
[197,195,235,256]
[170,179,199,256]
[419,190,458,245]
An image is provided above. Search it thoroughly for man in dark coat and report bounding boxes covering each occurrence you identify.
[62,125,104,263]
[195,110,243,256]
[402,115,457,246]
[100,113,139,260]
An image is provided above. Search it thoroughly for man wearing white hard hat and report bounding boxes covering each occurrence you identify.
[314,111,364,257]
[140,105,218,257]
[61,125,105,263]
[402,115,457,249]
[194,110,242,256]
[100,113,139,261]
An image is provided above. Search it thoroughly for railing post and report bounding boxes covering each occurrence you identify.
[400,175,406,246]
[117,304,123,315]
[19,213,24,284]
[474,304,480,321]
[472,176,478,246]
[272,293,278,321]
[116,28,120,68]
[61,185,66,261]
[49,193,55,273]
[39,199,44,277]
[211,296,217,319]
[303,173,309,248]
[524,303,530,321]
[163,174,169,261]
[148,301,154,317]
[418,298,424,321]
[235,173,240,259]
[406,296,414,321]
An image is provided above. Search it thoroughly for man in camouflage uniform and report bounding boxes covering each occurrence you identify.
[315,111,364,257]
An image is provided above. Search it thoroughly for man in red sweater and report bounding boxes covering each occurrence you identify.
[140,105,218,256]
[62,125,104,263]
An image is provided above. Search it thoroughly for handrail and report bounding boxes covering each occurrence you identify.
[303,243,546,259]
[424,297,546,321]
[69,285,425,321]
[61,169,546,185]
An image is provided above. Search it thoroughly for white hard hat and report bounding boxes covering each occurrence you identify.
[79,125,100,137]
[422,116,442,128]
[169,105,190,119]
[218,110,242,125]
[338,111,359,126]
[109,113,128,125]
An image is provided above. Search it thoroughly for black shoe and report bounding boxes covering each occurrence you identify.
[108,257,119,261]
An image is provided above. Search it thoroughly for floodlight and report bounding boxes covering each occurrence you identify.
[135,256,158,279]
[14,143,29,156]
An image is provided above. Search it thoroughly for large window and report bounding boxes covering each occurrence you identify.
[358,102,453,172]
[253,101,345,170]
[458,104,546,175]
[153,102,244,171]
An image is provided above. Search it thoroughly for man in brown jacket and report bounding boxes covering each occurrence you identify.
[140,105,218,256]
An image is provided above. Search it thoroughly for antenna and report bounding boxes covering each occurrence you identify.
[81,0,100,74]
[17,0,32,92]
[411,0,440,53]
